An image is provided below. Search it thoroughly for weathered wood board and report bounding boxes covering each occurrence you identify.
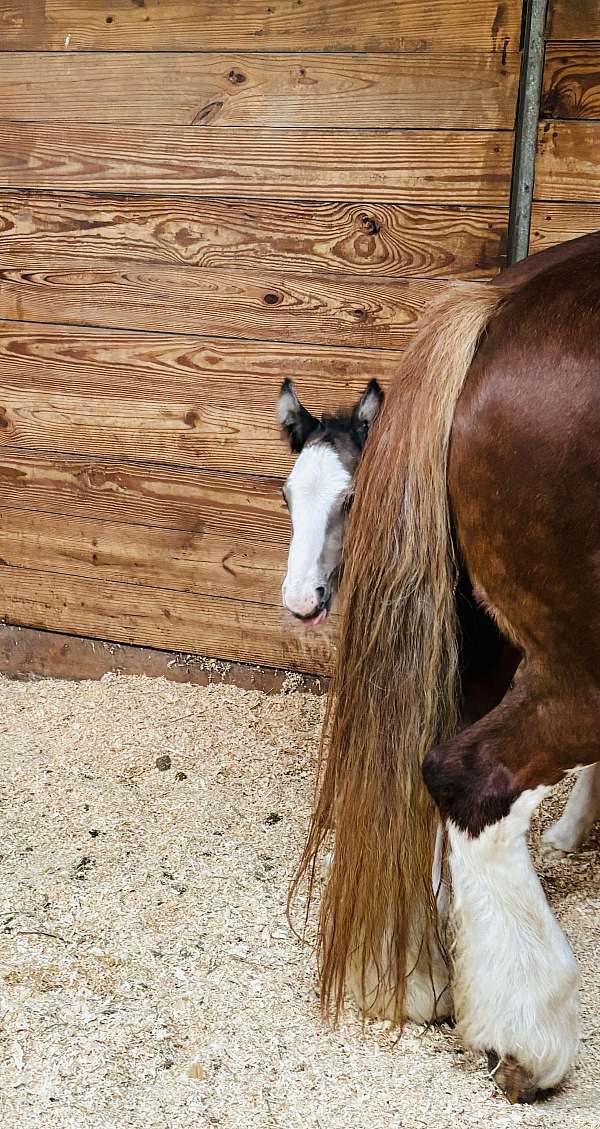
[0,2,522,52]
[0,123,514,204]
[532,7,600,263]
[0,264,449,348]
[0,565,335,674]
[0,320,405,474]
[530,201,600,254]
[0,193,508,279]
[0,50,519,129]
[546,2,600,42]
[542,44,600,120]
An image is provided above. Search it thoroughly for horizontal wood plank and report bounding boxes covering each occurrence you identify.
[0,564,335,675]
[0,192,508,279]
[0,450,290,543]
[0,123,514,205]
[0,320,405,401]
[0,623,327,693]
[542,44,600,120]
[0,320,410,473]
[0,507,285,605]
[0,50,519,129]
[546,1,600,42]
[529,202,600,254]
[0,387,289,475]
[0,2,521,52]
[535,121,600,202]
[0,263,447,349]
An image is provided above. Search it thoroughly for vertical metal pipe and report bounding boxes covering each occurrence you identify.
[507,0,548,263]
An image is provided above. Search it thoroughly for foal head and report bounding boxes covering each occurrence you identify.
[277,378,383,625]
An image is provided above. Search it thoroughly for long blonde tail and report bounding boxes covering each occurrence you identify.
[291,282,505,1025]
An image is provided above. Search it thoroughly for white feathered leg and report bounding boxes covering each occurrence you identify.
[542,762,600,856]
[346,825,452,1024]
[449,788,579,1099]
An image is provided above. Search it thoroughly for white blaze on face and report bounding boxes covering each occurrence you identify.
[283,443,351,618]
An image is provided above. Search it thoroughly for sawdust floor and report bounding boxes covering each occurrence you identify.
[0,675,598,1129]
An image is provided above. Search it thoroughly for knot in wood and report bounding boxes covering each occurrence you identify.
[360,214,380,235]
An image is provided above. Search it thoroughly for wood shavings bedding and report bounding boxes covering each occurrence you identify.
[0,674,597,1129]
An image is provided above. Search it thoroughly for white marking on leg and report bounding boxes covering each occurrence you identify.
[542,762,600,856]
[347,824,453,1024]
[449,788,579,1091]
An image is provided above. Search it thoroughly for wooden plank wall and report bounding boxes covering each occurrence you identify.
[0,1,522,677]
[530,1,600,254]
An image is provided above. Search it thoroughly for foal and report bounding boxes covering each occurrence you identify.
[276,377,383,625]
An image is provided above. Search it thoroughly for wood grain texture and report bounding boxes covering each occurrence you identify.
[542,44,600,120]
[546,1,600,42]
[0,122,514,204]
[529,202,600,253]
[0,192,508,279]
[0,320,404,401]
[0,50,519,129]
[0,507,285,604]
[0,450,290,543]
[535,121,600,202]
[0,320,406,473]
[0,263,448,349]
[0,388,321,475]
[0,623,327,693]
[0,1,521,52]
[0,565,335,675]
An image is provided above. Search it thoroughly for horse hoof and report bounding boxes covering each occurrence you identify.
[430,1013,455,1029]
[486,1052,544,1104]
[540,826,576,860]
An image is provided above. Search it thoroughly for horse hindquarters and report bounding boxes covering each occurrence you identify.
[424,253,600,1099]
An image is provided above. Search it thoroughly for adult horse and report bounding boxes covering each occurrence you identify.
[289,232,600,1102]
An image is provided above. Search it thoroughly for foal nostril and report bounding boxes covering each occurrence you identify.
[315,586,326,606]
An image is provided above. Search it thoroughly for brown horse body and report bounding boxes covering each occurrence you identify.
[426,237,600,830]
[294,233,600,1103]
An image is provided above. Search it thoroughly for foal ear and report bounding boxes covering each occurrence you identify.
[351,379,384,447]
[276,379,320,454]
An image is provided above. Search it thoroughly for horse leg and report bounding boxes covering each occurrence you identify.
[423,676,581,1102]
[448,790,577,1102]
[542,762,600,857]
[346,822,453,1025]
